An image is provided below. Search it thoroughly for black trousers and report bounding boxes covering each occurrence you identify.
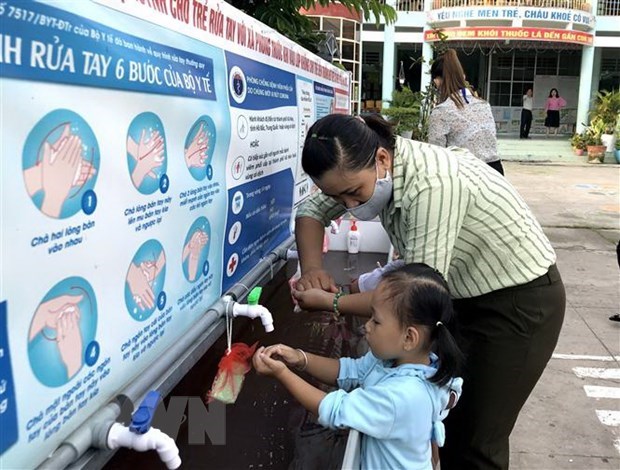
[520,109,532,138]
[486,160,504,176]
[440,264,565,470]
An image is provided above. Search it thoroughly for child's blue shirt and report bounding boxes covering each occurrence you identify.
[318,352,463,470]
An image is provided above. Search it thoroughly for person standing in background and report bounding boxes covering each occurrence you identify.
[520,88,533,139]
[428,49,504,175]
[544,88,567,137]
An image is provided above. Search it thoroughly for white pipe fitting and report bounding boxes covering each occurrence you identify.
[107,423,181,469]
[329,220,340,234]
[232,303,274,332]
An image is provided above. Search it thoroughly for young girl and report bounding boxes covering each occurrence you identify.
[253,263,464,469]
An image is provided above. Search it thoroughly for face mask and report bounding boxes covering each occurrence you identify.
[348,164,393,221]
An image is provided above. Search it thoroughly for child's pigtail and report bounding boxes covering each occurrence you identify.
[429,308,465,387]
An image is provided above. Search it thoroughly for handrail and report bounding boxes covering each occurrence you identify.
[598,0,620,14]
[428,0,592,13]
[394,0,425,11]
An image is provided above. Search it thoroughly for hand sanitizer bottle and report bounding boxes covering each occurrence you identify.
[347,220,361,254]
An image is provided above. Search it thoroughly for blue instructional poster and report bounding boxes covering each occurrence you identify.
[222,52,298,288]
[0,1,217,100]
[226,51,297,110]
[0,0,349,467]
[294,77,316,209]
[0,302,18,456]
[223,170,294,290]
[0,0,229,466]
[314,81,335,119]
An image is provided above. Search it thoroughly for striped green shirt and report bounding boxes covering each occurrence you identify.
[296,136,556,299]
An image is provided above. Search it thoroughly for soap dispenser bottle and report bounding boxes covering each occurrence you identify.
[347,219,361,254]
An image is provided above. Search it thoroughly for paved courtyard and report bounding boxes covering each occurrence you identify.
[504,161,620,469]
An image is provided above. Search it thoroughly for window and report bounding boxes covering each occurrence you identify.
[341,42,355,61]
[512,56,535,81]
[487,51,580,107]
[558,53,580,76]
[342,20,355,40]
[323,17,341,36]
[536,54,558,75]
[490,54,513,80]
[489,82,511,106]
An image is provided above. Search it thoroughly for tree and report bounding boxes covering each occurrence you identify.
[226,0,397,52]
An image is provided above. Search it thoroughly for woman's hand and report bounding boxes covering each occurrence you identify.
[292,288,335,312]
[296,268,338,293]
[262,344,305,369]
[253,346,288,378]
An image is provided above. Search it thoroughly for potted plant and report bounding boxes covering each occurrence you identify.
[591,90,620,153]
[570,132,586,156]
[382,87,421,139]
[383,85,438,141]
[414,84,437,142]
[584,117,607,163]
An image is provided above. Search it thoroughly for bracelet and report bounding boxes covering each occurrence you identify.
[296,348,308,371]
[333,290,346,317]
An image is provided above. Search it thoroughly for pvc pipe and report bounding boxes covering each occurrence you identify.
[36,237,294,470]
[38,402,120,470]
[107,423,181,470]
[341,429,362,470]
[329,220,340,234]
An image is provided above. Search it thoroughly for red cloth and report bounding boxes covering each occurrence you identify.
[206,342,258,404]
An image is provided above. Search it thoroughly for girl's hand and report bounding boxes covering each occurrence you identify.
[262,344,305,369]
[253,346,288,378]
[292,288,335,312]
[296,268,338,293]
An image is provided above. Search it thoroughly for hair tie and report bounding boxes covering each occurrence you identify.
[356,115,365,124]
[436,321,443,328]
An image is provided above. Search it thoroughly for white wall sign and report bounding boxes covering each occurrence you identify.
[428,6,595,28]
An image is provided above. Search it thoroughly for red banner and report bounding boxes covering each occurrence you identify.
[424,27,593,45]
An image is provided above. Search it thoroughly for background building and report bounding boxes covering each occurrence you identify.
[308,0,620,134]
[302,4,363,114]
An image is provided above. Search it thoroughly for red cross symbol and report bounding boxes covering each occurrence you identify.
[228,255,238,274]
